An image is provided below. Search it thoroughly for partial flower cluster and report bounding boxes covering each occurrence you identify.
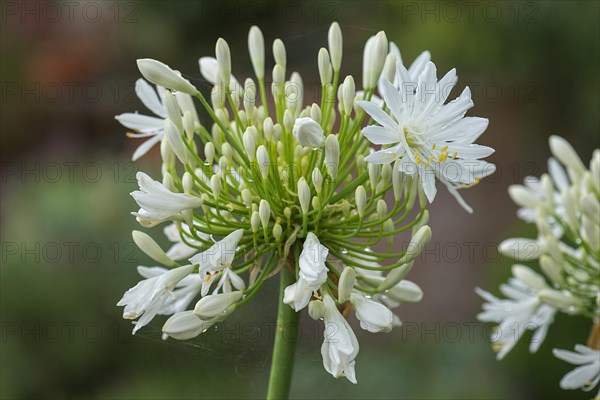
[477,136,600,395]
[117,22,492,383]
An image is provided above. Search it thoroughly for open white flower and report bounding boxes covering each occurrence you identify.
[553,344,600,395]
[357,57,495,212]
[115,79,167,161]
[321,294,359,384]
[137,266,201,315]
[476,265,556,360]
[188,229,245,296]
[131,172,203,225]
[117,264,194,334]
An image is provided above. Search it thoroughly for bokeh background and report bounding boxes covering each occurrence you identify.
[1,1,599,399]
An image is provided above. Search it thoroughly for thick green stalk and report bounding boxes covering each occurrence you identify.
[266,264,300,399]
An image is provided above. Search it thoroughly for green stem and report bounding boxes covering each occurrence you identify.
[266,262,300,399]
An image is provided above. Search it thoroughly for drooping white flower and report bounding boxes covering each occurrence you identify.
[117,264,194,334]
[349,292,394,333]
[188,229,244,296]
[136,265,201,315]
[131,172,203,225]
[321,294,359,384]
[553,344,600,395]
[194,290,243,319]
[284,232,329,311]
[115,79,167,161]
[162,310,214,340]
[476,265,557,360]
[357,56,495,212]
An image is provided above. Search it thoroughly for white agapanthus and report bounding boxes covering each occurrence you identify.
[118,21,492,390]
[117,264,194,334]
[321,295,359,384]
[553,344,600,395]
[357,55,495,212]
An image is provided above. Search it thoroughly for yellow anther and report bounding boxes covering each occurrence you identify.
[452,152,458,159]
[431,144,436,150]
[440,145,449,152]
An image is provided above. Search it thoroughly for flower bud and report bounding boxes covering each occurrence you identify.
[137,59,197,95]
[273,38,287,70]
[512,264,547,291]
[263,117,274,140]
[337,266,355,303]
[204,142,215,164]
[312,168,323,194]
[273,223,283,242]
[162,310,214,340]
[549,135,585,173]
[538,289,580,312]
[248,26,265,79]
[182,111,195,142]
[164,119,190,165]
[377,199,388,217]
[243,128,256,161]
[368,163,380,192]
[132,230,176,267]
[259,199,271,229]
[318,48,332,86]
[377,262,413,292]
[362,32,388,89]
[241,189,253,207]
[498,238,540,261]
[284,207,292,220]
[539,254,563,286]
[210,174,222,199]
[328,22,343,71]
[311,196,321,211]
[194,291,243,319]
[244,78,256,117]
[342,76,355,115]
[163,90,183,133]
[284,109,294,133]
[310,103,322,123]
[292,117,325,148]
[251,210,260,232]
[256,145,270,178]
[308,300,325,320]
[355,185,367,218]
[400,225,432,264]
[182,171,194,194]
[324,135,340,180]
[382,53,397,83]
[215,38,231,88]
[272,64,284,98]
[387,280,423,303]
[298,178,311,214]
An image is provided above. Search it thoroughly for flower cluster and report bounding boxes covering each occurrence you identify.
[477,136,600,395]
[117,22,493,384]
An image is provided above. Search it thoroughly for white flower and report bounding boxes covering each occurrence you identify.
[117,264,194,334]
[553,344,600,395]
[136,266,201,315]
[357,57,495,212]
[292,117,326,148]
[188,229,245,296]
[476,265,556,360]
[137,58,198,95]
[131,172,203,225]
[199,57,241,99]
[349,292,394,333]
[115,79,167,161]
[284,232,329,311]
[321,294,359,383]
[194,291,243,319]
[162,310,214,340]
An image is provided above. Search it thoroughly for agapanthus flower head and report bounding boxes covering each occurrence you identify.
[477,135,599,395]
[118,22,493,385]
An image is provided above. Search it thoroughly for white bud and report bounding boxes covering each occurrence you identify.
[362,32,388,89]
[194,291,243,319]
[308,300,325,320]
[377,262,414,292]
[272,64,284,98]
[248,26,265,79]
[251,210,260,232]
[318,48,332,86]
[387,280,423,303]
[132,230,175,267]
[538,289,580,312]
[312,168,323,194]
[377,199,388,217]
[176,92,199,125]
[182,171,194,194]
[549,135,585,173]
[241,189,253,207]
[164,119,190,166]
[210,175,222,199]
[382,53,397,83]
[337,267,355,303]
[292,117,325,148]
[498,238,540,261]
[163,90,183,132]
[328,22,343,71]
[355,185,366,218]
[263,117,274,140]
[216,38,231,88]
[400,226,432,264]
[284,109,294,133]
[256,145,270,179]
[325,134,340,180]
[244,78,256,117]
[512,264,547,291]
[273,223,283,241]
[581,194,600,225]
[539,255,563,286]
[392,166,404,201]
[259,199,271,229]
[243,128,256,161]
[183,111,195,142]
[204,142,215,164]
[273,38,287,70]
[162,310,213,341]
[342,76,355,115]
[136,59,197,94]
[298,178,311,214]
[310,103,322,123]
[508,185,541,208]
[368,163,380,192]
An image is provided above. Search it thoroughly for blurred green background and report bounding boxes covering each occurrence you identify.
[1,1,599,399]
